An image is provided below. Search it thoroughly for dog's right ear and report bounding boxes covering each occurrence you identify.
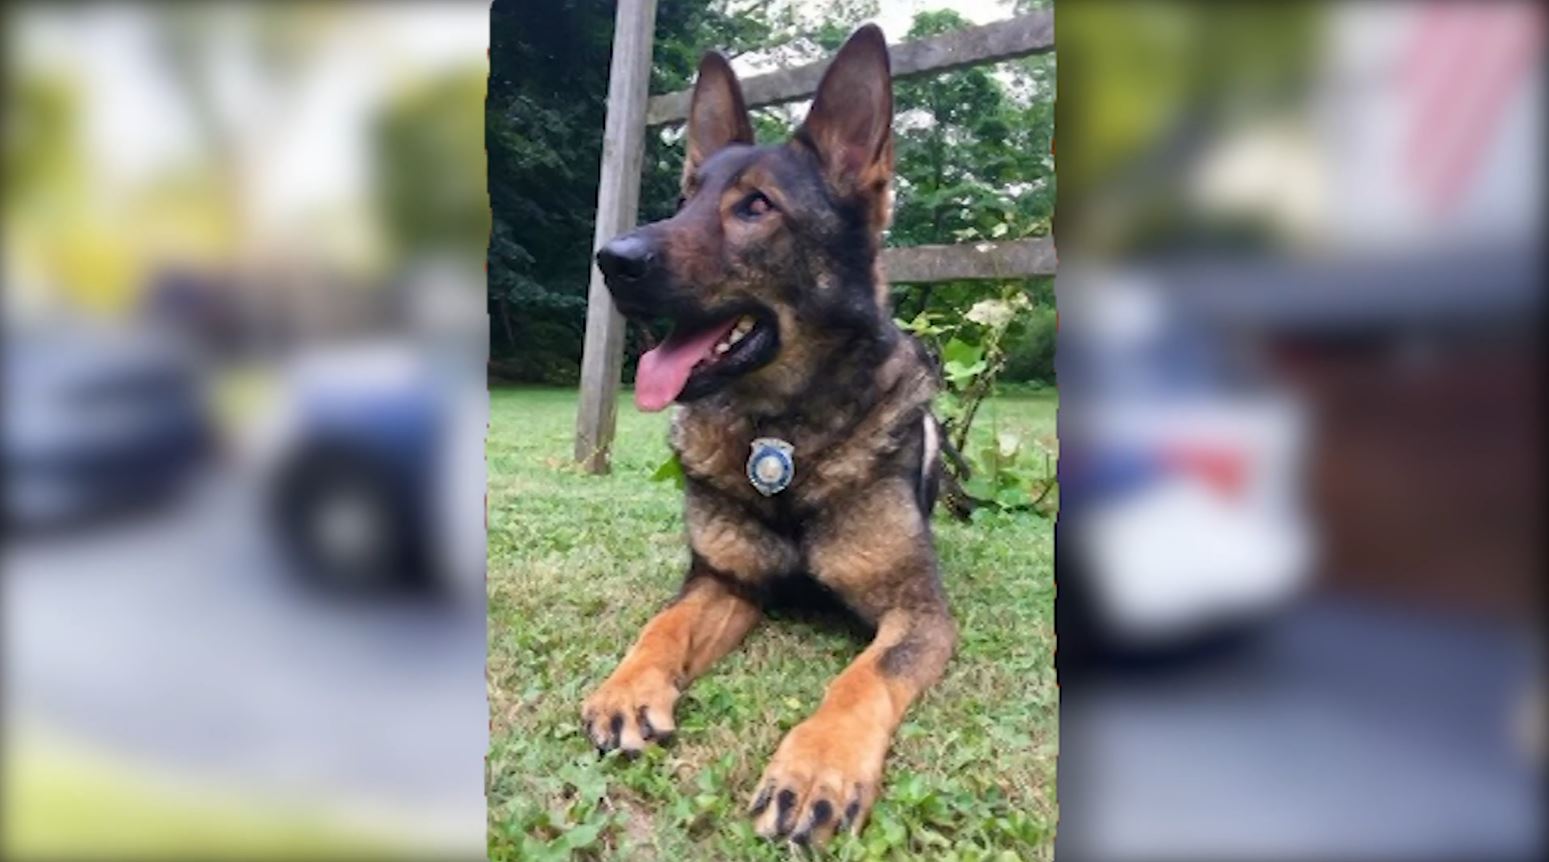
[683,52,754,193]
[794,25,893,226]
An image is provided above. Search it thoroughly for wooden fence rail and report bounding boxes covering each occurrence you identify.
[881,237,1056,284]
[645,11,1054,125]
[574,1,1054,473]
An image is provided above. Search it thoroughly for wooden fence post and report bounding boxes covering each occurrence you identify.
[574,0,658,473]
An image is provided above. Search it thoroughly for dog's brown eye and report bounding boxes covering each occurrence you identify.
[736,192,774,220]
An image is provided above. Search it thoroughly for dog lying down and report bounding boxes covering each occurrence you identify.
[587,25,955,847]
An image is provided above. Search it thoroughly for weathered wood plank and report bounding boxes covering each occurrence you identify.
[881,237,1057,283]
[646,11,1054,126]
[575,0,658,473]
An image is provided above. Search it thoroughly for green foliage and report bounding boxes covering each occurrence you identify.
[5,75,82,209]
[1002,300,1057,385]
[486,389,1056,861]
[485,0,615,378]
[889,10,1055,250]
[898,282,1057,518]
[880,10,1056,516]
[649,450,686,489]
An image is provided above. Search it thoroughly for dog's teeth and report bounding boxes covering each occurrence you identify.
[714,341,730,355]
[728,329,745,344]
[735,316,755,333]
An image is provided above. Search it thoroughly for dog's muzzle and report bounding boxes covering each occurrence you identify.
[596,233,668,319]
[596,234,657,283]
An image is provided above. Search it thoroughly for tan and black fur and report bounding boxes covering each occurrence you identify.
[583,25,955,846]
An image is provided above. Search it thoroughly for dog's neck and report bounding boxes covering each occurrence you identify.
[680,322,935,462]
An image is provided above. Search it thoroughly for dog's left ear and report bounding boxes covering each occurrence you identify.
[683,52,755,192]
[796,24,894,204]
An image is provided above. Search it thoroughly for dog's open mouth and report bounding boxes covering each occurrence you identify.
[635,312,776,411]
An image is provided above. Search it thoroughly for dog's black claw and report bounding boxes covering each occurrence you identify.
[637,707,655,740]
[843,800,860,827]
[609,713,624,738]
[749,784,773,815]
[810,799,833,827]
[790,798,833,846]
[775,788,798,835]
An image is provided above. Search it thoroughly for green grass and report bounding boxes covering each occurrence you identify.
[487,387,1057,861]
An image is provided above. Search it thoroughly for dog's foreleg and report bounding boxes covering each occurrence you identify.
[748,603,955,844]
[582,570,760,754]
[745,478,956,845]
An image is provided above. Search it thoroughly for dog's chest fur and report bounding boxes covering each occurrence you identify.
[669,335,937,518]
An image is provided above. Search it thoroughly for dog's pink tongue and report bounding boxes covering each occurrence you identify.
[634,319,738,412]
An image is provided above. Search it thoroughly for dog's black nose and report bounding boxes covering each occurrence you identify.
[596,235,656,282]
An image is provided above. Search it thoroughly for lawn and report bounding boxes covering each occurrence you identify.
[486,387,1057,861]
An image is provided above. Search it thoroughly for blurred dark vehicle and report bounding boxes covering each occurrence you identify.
[264,342,481,599]
[4,323,214,531]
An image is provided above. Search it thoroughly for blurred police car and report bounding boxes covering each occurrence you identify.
[253,264,486,602]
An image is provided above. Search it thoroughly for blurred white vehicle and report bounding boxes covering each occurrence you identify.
[1057,269,1315,664]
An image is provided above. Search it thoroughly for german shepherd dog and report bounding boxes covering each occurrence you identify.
[586,25,954,846]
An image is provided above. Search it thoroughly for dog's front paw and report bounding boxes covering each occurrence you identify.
[581,664,679,755]
[748,713,888,846]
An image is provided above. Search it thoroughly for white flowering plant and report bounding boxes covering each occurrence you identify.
[897,283,1056,519]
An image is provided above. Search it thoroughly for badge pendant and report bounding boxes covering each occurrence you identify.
[747,437,795,496]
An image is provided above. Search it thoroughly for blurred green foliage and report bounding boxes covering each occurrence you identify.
[1052,0,1320,255]
[377,70,491,262]
[4,77,82,210]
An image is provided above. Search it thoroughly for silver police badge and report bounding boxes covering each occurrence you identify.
[746,437,795,496]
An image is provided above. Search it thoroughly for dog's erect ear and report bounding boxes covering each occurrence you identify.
[683,52,754,190]
[796,24,894,201]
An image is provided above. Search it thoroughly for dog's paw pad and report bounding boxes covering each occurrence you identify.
[580,668,678,755]
[751,717,884,845]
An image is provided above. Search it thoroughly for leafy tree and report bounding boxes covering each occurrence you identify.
[485,0,616,381]
[1052,1,1318,256]
[889,9,1053,250]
